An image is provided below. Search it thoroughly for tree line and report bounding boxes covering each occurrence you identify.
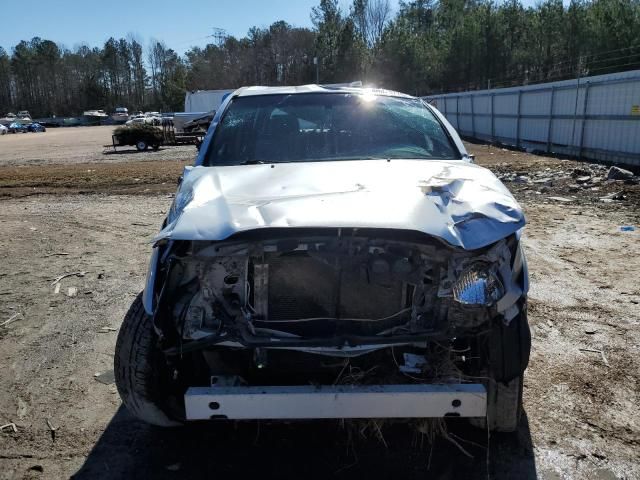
[0,37,185,117]
[1,0,639,117]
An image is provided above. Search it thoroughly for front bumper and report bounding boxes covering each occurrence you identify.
[184,383,487,420]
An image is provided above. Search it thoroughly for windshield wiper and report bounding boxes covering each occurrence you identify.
[239,160,266,165]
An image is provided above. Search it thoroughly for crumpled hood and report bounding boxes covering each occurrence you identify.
[155,160,525,250]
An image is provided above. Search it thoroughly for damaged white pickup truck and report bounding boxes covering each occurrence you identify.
[114,85,530,432]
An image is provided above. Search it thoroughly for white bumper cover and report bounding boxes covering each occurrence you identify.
[184,384,486,420]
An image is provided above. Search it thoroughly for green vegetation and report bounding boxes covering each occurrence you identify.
[1,0,639,117]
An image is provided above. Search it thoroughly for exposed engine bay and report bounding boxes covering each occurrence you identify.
[145,228,527,397]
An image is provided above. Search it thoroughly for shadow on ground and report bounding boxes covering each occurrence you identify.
[72,407,537,479]
[102,148,165,155]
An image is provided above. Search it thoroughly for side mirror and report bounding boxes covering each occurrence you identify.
[177,175,183,186]
[467,154,476,163]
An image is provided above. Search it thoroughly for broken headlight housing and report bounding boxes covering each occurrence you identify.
[452,262,504,306]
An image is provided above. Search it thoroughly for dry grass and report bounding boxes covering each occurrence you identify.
[333,350,485,464]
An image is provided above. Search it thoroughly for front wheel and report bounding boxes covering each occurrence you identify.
[136,140,148,151]
[470,375,524,432]
[471,305,530,432]
[114,293,181,426]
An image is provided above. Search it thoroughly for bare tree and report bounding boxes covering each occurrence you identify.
[368,0,391,47]
[128,35,146,109]
[147,40,166,106]
[352,0,391,49]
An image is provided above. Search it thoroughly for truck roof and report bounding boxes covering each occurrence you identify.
[232,84,414,99]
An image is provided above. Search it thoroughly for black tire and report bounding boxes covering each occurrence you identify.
[470,304,530,433]
[114,293,181,427]
[470,375,523,433]
[136,140,148,151]
[152,143,160,151]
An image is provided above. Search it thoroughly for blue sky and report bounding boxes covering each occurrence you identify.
[1,0,546,56]
[0,0,394,55]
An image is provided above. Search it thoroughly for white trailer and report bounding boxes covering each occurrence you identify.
[184,89,233,113]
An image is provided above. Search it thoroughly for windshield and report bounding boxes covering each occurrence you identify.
[204,93,459,166]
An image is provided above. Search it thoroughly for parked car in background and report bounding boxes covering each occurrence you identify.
[115,85,531,433]
[0,124,7,135]
[111,107,129,124]
[83,109,109,125]
[27,122,46,133]
[146,112,162,126]
[16,111,32,122]
[8,122,28,133]
[1,113,17,124]
[126,112,161,126]
[125,114,148,126]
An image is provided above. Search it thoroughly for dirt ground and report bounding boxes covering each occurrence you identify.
[0,126,638,479]
[0,126,197,167]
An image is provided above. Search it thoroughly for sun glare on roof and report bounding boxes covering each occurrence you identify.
[360,90,377,103]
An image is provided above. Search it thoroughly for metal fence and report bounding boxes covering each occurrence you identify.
[425,69,640,167]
